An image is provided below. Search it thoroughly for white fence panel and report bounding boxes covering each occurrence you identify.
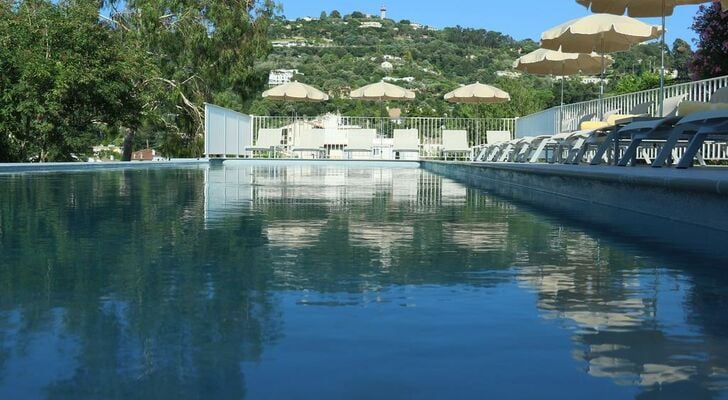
[515,108,560,138]
[205,103,252,157]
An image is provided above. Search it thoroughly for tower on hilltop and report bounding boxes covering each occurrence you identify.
[380,5,387,20]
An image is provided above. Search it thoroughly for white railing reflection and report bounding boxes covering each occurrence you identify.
[203,164,493,226]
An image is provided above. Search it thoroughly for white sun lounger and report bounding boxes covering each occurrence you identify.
[344,129,376,159]
[442,130,470,160]
[392,129,420,159]
[245,128,283,158]
[292,129,326,159]
[473,130,512,162]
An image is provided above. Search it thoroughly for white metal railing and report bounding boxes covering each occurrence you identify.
[251,115,516,159]
[515,75,728,136]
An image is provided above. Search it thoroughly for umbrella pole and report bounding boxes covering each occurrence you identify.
[560,64,565,133]
[600,36,605,118]
[659,0,666,117]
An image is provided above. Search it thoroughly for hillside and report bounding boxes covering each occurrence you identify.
[246,10,692,119]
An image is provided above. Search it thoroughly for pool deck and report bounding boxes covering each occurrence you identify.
[426,162,728,195]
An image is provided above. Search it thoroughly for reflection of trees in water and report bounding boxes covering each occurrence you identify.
[0,169,282,399]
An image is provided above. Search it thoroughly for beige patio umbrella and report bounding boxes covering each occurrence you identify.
[262,81,329,102]
[444,82,511,104]
[514,48,613,130]
[575,1,727,115]
[443,82,510,146]
[576,0,726,18]
[350,81,415,131]
[541,14,662,115]
[350,81,416,101]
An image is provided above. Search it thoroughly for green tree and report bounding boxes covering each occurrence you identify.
[690,2,728,79]
[612,72,662,95]
[672,39,693,80]
[104,0,277,158]
[0,0,142,162]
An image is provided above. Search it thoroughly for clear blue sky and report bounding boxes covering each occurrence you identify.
[278,0,703,45]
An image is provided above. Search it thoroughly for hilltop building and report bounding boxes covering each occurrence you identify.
[268,69,300,86]
[383,76,415,83]
[496,70,522,79]
[380,5,387,20]
[360,21,383,29]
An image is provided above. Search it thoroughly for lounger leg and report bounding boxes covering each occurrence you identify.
[651,131,682,168]
[696,151,706,166]
[498,145,512,162]
[529,141,548,163]
[569,138,587,164]
[591,131,617,165]
[617,138,643,166]
[676,132,707,169]
[574,141,591,164]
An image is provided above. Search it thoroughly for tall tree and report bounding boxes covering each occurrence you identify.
[672,39,694,80]
[0,0,142,162]
[690,2,728,80]
[104,0,277,158]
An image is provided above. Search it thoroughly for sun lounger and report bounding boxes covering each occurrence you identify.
[343,129,376,159]
[512,135,552,163]
[590,94,686,166]
[292,129,326,159]
[667,110,728,168]
[497,139,521,162]
[392,129,420,158]
[614,87,728,167]
[473,130,512,162]
[486,142,508,162]
[245,128,283,158]
[442,130,470,160]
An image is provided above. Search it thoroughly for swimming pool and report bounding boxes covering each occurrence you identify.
[1,162,727,399]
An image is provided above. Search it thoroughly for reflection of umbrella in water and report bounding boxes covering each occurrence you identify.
[575,0,727,115]
[541,14,662,116]
[514,48,612,131]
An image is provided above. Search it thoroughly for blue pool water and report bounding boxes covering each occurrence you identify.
[1,163,727,399]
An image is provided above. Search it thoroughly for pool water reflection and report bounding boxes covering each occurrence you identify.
[1,163,727,399]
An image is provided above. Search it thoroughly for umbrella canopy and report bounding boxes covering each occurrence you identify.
[513,48,612,76]
[541,14,662,53]
[444,82,510,104]
[262,81,329,102]
[350,81,416,101]
[574,1,726,116]
[515,48,613,130]
[541,14,661,114]
[575,0,727,17]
